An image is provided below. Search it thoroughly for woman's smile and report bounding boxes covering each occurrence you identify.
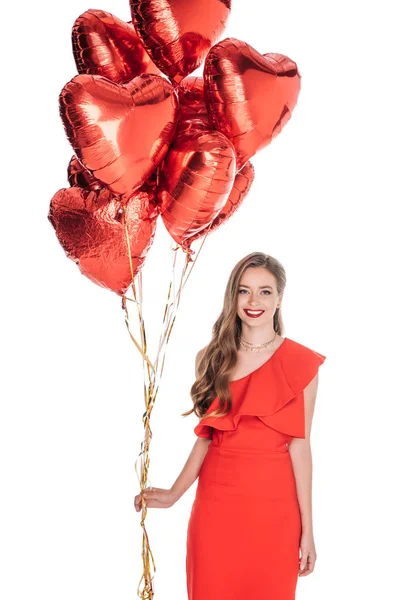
[243,309,265,318]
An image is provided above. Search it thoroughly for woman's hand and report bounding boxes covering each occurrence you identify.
[134,487,176,512]
[299,532,317,576]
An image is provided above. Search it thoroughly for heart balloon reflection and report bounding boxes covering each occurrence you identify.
[130,0,231,83]
[158,121,236,248]
[67,156,103,191]
[189,161,255,243]
[204,38,301,168]
[48,182,159,295]
[177,76,209,124]
[72,9,160,84]
[59,73,178,197]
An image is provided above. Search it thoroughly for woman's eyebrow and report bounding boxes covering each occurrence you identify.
[239,285,273,289]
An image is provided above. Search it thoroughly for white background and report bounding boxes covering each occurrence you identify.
[1,0,399,598]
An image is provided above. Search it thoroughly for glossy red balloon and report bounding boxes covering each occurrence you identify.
[189,161,255,243]
[59,73,178,198]
[48,181,159,295]
[67,156,103,191]
[130,0,231,84]
[204,38,301,169]
[158,121,236,248]
[72,9,160,84]
[176,76,209,124]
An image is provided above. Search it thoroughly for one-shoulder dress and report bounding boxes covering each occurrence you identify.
[186,337,326,600]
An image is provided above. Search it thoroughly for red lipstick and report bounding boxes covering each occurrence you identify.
[244,309,265,319]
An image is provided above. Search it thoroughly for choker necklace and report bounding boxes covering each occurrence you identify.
[239,331,278,353]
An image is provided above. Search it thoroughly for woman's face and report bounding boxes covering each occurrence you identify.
[236,267,281,327]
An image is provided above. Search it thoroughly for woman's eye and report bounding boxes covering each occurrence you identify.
[262,290,271,295]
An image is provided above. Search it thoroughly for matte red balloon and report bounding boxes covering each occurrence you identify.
[158,121,236,248]
[72,9,160,84]
[59,73,178,198]
[189,161,255,243]
[48,182,159,295]
[204,38,301,169]
[130,0,231,84]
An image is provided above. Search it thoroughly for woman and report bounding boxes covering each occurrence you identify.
[134,252,326,599]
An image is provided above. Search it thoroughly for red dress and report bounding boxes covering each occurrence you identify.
[186,337,326,600]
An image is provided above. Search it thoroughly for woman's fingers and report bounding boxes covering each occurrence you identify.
[134,493,142,511]
[134,487,152,511]
[135,487,174,509]
[134,487,168,511]
[299,551,316,576]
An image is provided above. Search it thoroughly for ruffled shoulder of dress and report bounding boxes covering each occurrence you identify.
[194,338,326,439]
[278,338,326,395]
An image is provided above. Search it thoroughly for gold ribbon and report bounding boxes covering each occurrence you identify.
[121,207,212,598]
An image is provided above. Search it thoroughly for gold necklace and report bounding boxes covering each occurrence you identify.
[239,331,277,353]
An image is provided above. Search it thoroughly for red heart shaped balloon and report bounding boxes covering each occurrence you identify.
[204,38,301,169]
[48,182,159,295]
[189,161,255,244]
[67,156,103,191]
[130,0,231,84]
[67,155,159,197]
[72,9,160,84]
[158,121,236,248]
[177,76,209,124]
[59,73,178,197]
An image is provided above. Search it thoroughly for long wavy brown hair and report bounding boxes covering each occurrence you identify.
[182,252,286,421]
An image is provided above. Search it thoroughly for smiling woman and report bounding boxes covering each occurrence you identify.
[237,275,279,321]
[181,252,326,599]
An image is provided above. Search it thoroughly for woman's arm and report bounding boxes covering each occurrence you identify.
[135,349,212,510]
[171,347,213,501]
[170,436,212,502]
[288,372,319,575]
[135,437,211,510]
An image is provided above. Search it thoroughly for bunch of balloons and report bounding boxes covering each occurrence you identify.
[48,1,301,296]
